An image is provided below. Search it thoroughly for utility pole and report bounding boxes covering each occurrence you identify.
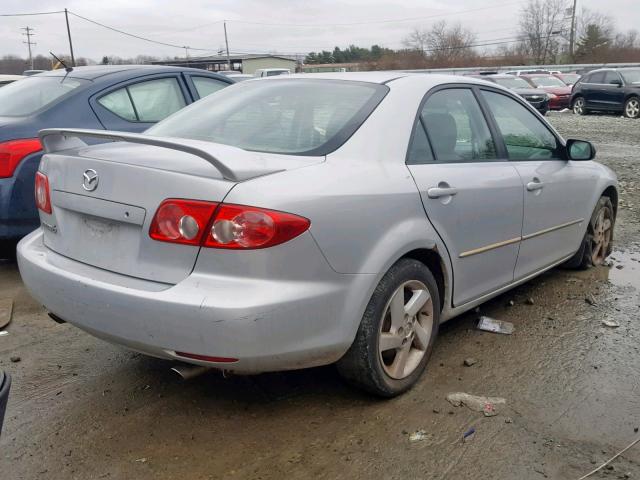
[64,8,76,67]
[223,21,231,70]
[184,46,190,64]
[22,26,36,70]
[568,0,578,59]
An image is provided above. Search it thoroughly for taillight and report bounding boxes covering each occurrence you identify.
[149,199,310,249]
[34,171,52,214]
[204,204,310,249]
[149,199,218,245]
[0,138,42,178]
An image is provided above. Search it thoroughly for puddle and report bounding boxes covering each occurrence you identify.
[605,250,640,289]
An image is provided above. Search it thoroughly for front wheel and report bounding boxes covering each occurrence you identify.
[624,97,640,119]
[564,196,615,269]
[572,97,587,115]
[337,259,440,397]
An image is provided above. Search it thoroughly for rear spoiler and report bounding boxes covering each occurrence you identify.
[39,128,275,182]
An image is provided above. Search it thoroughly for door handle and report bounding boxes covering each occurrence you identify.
[427,186,458,198]
[526,179,544,191]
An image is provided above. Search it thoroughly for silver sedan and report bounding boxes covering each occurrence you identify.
[18,73,617,396]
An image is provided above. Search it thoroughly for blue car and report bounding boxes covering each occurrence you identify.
[0,65,234,240]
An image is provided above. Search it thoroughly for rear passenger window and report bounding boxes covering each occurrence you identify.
[192,77,228,98]
[413,88,497,163]
[98,77,186,123]
[482,90,561,160]
[97,88,136,121]
[589,72,605,83]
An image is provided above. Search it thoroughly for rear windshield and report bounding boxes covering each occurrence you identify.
[0,76,88,116]
[493,77,531,89]
[559,74,580,84]
[147,79,388,155]
[621,69,640,84]
[528,76,566,87]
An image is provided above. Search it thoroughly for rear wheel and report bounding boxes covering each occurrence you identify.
[572,97,587,115]
[337,259,440,397]
[564,196,614,269]
[624,97,640,119]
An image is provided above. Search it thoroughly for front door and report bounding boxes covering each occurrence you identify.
[479,89,599,279]
[601,71,626,109]
[407,87,524,306]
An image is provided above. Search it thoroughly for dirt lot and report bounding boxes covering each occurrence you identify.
[1,112,639,480]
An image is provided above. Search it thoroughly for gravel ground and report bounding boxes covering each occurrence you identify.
[0,112,639,480]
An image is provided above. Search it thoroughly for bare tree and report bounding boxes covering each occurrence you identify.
[613,30,638,49]
[518,0,566,64]
[403,28,430,55]
[403,21,476,67]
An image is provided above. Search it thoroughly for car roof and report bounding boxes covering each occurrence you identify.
[0,74,24,81]
[269,72,498,88]
[37,65,227,81]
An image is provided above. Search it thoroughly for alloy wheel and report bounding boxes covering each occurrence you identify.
[625,98,640,119]
[573,98,584,115]
[591,207,613,265]
[378,280,433,380]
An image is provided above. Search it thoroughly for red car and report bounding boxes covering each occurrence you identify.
[553,73,581,87]
[520,74,572,110]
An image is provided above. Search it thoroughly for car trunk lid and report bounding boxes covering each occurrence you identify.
[37,129,321,284]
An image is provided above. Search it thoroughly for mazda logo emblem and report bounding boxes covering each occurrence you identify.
[82,169,99,191]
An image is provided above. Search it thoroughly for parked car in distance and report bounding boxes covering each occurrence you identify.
[0,65,234,240]
[554,73,581,86]
[505,69,555,76]
[0,74,24,87]
[224,73,254,82]
[571,68,640,118]
[18,73,617,397]
[468,74,550,115]
[254,68,290,77]
[520,74,572,110]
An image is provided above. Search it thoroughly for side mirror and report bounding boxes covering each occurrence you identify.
[566,139,596,161]
[610,79,623,87]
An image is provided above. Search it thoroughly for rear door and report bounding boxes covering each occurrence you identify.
[91,74,191,132]
[479,89,598,279]
[407,86,524,306]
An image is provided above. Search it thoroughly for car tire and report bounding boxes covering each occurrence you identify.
[337,259,440,397]
[563,196,615,269]
[572,96,587,115]
[623,96,640,119]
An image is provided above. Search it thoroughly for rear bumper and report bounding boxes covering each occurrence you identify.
[17,230,375,373]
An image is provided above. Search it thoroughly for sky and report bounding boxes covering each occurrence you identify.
[1,0,639,61]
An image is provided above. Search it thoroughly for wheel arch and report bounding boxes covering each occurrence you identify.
[601,185,618,218]
[400,247,448,313]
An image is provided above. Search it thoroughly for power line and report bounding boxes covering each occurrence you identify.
[225,2,525,27]
[67,11,213,51]
[0,10,64,17]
